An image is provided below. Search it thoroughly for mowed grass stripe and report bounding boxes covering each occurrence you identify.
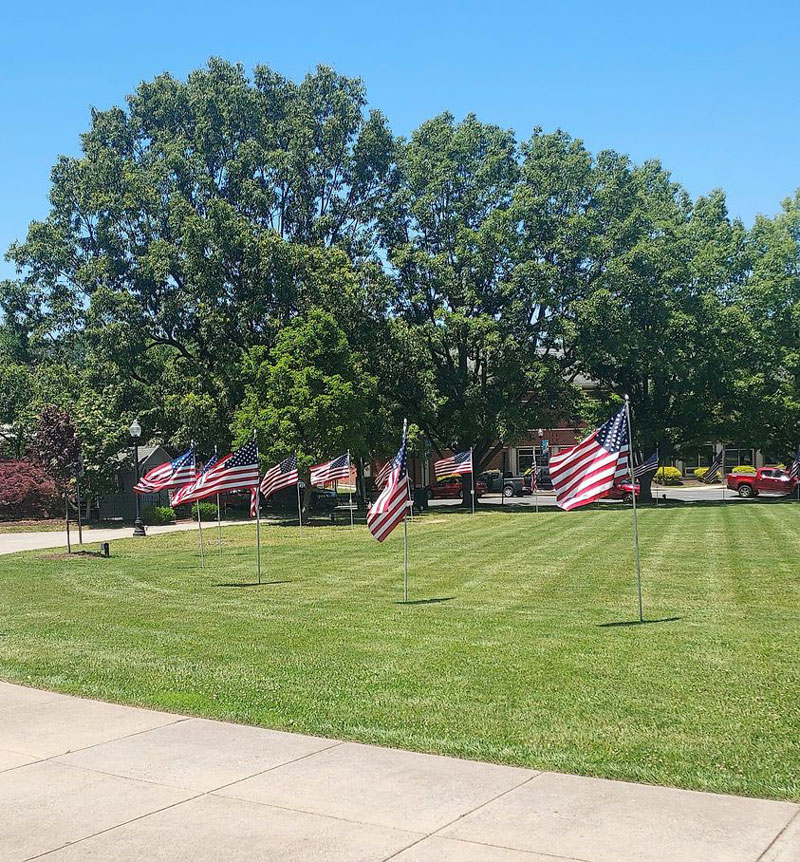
[0,504,798,800]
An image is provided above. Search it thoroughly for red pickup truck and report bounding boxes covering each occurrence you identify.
[726,467,797,498]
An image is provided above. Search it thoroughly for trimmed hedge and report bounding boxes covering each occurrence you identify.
[141,505,176,526]
[732,465,756,474]
[653,466,682,485]
[190,501,218,522]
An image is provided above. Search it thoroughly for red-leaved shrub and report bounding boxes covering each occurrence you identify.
[0,460,62,520]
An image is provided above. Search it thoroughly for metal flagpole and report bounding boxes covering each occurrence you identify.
[654,446,659,508]
[196,499,205,569]
[624,395,644,622]
[533,449,539,514]
[470,446,475,515]
[75,474,83,545]
[403,515,409,602]
[191,441,204,568]
[403,418,409,602]
[215,446,222,554]
[253,431,262,584]
[348,451,354,530]
[721,445,726,503]
[64,490,71,554]
[296,472,303,535]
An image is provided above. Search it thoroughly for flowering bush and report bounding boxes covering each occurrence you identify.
[0,459,61,519]
[732,465,756,474]
[653,466,681,485]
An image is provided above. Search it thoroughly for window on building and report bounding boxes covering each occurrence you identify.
[518,446,548,472]
[679,447,714,476]
[724,446,754,469]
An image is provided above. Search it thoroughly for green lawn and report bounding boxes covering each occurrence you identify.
[1,503,798,800]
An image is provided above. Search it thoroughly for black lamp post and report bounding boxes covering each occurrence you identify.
[130,419,146,537]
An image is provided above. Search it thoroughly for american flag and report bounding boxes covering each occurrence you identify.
[700,450,724,484]
[367,432,409,543]
[374,459,393,489]
[172,441,259,506]
[789,448,799,481]
[250,487,259,518]
[434,450,472,480]
[310,453,350,486]
[133,447,195,493]
[260,454,299,498]
[549,408,630,511]
[633,450,659,479]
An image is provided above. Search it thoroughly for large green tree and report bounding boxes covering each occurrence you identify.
[233,309,382,488]
[729,192,800,457]
[566,165,749,499]
[3,59,394,452]
[380,114,574,481]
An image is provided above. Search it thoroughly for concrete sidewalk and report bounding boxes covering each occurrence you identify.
[0,521,244,556]
[0,682,797,861]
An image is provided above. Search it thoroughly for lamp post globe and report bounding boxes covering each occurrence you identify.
[130,419,146,537]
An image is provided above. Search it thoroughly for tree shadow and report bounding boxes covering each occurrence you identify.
[396,596,456,605]
[598,616,682,628]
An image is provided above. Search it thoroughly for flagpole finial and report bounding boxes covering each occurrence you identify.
[624,393,630,403]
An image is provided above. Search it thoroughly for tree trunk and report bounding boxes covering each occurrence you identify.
[638,472,654,504]
[64,492,71,554]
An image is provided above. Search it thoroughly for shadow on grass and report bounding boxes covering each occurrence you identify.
[396,596,456,606]
[213,580,293,588]
[598,616,682,628]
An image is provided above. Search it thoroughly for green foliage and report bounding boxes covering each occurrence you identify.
[234,309,382,472]
[380,115,574,471]
[731,465,756,474]
[141,505,175,526]
[653,466,682,485]
[693,467,720,482]
[2,57,799,482]
[189,502,218,522]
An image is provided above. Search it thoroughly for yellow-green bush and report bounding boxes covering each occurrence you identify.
[732,465,756,474]
[693,467,720,481]
[653,466,681,485]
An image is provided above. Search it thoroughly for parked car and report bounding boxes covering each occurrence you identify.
[605,481,640,502]
[523,467,554,491]
[427,475,487,499]
[287,482,341,511]
[502,474,531,498]
[478,470,503,492]
[726,467,797,498]
[501,468,553,497]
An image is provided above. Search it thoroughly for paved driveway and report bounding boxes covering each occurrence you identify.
[0,682,797,861]
[0,521,244,557]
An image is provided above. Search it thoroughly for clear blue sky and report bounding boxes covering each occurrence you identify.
[2,0,798,280]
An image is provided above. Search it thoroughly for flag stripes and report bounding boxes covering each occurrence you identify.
[701,450,725,483]
[134,448,195,493]
[434,450,472,480]
[633,450,658,479]
[260,454,299,499]
[549,408,630,511]
[367,434,409,542]
[172,441,259,505]
[310,453,350,486]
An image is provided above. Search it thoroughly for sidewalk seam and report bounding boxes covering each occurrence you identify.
[756,807,800,861]
[380,770,544,861]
